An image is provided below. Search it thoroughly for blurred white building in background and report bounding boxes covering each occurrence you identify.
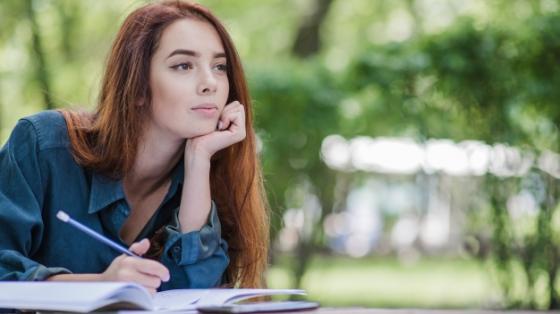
[275,135,559,260]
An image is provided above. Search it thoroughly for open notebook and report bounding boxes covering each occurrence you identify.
[0,282,306,312]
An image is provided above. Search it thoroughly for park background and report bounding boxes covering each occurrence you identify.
[1,0,560,310]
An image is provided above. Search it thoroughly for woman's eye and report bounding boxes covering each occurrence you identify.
[215,64,228,72]
[172,63,193,71]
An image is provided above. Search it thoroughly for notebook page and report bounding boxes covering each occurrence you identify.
[0,282,151,312]
[152,289,208,310]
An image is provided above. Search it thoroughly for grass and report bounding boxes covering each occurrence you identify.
[266,255,502,309]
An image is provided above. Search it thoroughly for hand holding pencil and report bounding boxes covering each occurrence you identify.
[53,211,169,294]
[100,239,170,295]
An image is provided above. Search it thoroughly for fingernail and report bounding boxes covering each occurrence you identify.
[218,121,223,129]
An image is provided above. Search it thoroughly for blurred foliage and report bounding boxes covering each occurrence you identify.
[338,11,560,309]
[250,60,341,288]
[1,0,560,309]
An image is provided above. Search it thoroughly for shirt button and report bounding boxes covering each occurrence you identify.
[173,246,181,253]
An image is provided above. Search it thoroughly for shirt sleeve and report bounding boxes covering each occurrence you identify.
[0,119,71,280]
[159,201,229,289]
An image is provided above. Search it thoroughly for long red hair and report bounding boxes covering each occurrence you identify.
[60,0,269,288]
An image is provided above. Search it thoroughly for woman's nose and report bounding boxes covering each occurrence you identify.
[197,69,217,95]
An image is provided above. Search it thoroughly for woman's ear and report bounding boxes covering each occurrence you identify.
[137,97,148,107]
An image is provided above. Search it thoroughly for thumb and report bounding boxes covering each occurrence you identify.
[129,238,150,256]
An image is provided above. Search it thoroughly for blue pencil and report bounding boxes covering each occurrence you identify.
[56,210,140,258]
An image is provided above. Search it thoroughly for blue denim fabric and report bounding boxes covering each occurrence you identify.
[0,110,229,290]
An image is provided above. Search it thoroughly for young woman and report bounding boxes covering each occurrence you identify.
[0,0,268,292]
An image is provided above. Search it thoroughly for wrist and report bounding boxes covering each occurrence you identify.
[185,146,211,171]
[185,140,212,163]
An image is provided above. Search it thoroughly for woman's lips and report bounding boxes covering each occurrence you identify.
[191,104,218,118]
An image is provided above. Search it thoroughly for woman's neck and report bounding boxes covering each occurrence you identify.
[124,125,184,197]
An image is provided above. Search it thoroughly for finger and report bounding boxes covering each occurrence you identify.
[221,102,242,118]
[129,238,150,256]
[132,259,170,282]
[225,108,246,133]
[117,258,166,284]
[218,115,232,130]
[219,103,242,130]
[137,274,162,290]
[123,270,162,289]
[114,254,127,264]
[221,106,245,130]
[219,113,236,130]
[224,100,242,110]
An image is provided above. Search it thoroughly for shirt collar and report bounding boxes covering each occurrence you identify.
[88,172,125,214]
[87,160,185,214]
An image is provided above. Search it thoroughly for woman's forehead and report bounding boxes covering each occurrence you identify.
[156,18,225,57]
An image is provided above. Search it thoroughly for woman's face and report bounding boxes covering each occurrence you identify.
[148,18,229,140]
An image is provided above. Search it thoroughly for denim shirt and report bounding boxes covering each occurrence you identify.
[0,110,229,290]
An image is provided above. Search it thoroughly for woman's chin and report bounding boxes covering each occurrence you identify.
[185,125,217,138]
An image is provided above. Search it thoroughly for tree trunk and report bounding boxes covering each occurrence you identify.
[56,1,80,61]
[545,174,560,309]
[291,170,346,289]
[404,0,423,36]
[25,0,54,110]
[488,175,515,303]
[291,0,334,58]
[292,240,312,290]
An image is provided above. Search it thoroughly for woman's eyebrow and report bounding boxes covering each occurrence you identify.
[166,49,226,59]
